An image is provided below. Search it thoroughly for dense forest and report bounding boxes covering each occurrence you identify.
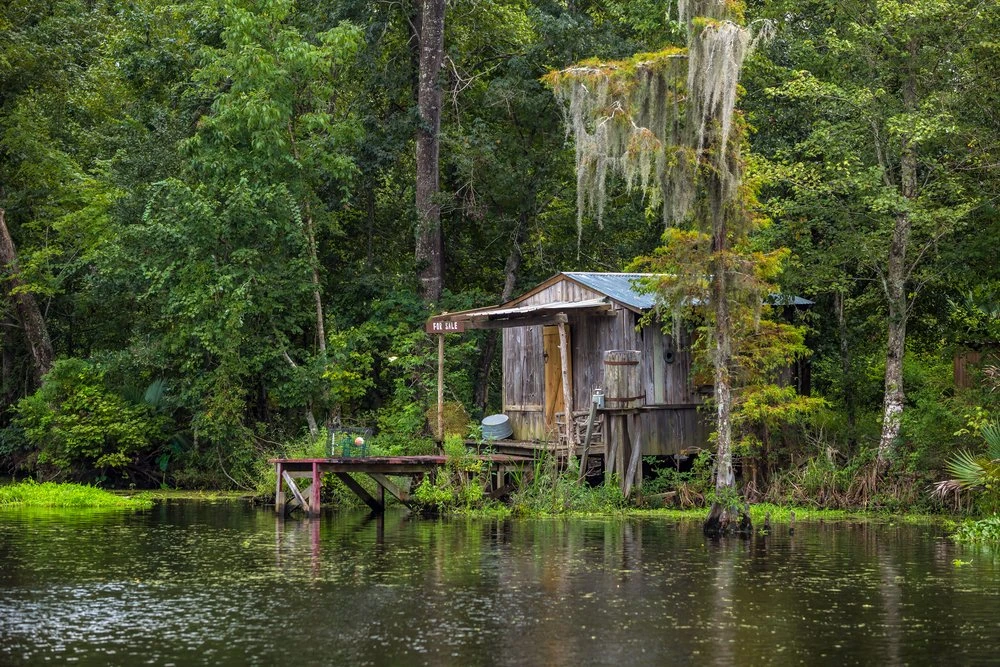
[1,0,998,511]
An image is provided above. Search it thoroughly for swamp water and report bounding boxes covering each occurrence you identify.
[1,503,999,665]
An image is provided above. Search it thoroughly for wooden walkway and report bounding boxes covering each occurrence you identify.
[271,454,534,517]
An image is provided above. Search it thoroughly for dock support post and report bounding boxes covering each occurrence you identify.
[311,462,322,518]
[275,462,285,516]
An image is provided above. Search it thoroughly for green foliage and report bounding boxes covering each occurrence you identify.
[642,453,714,507]
[0,480,153,509]
[510,456,628,515]
[411,435,496,513]
[1,0,998,508]
[14,359,168,476]
[938,421,1000,515]
[952,515,1000,543]
[949,284,1000,344]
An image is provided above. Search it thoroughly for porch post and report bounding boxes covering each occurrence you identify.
[557,320,574,455]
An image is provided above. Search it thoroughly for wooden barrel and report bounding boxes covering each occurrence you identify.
[603,350,643,410]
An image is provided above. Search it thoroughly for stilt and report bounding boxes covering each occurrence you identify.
[606,417,619,478]
[275,462,286,517]
[623,413,643,498]
[616,414,626,484]
[310,462,322,518]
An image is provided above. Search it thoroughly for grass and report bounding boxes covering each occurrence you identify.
[0,481,153,510]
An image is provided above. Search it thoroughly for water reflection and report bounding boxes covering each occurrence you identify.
[1,506,998,665]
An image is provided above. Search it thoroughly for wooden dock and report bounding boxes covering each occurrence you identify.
[270,454,534,517]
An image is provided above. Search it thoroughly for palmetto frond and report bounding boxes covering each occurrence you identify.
[945,450,989,490]
[981,421,1000,461]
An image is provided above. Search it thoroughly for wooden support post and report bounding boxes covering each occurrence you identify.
[606,415,619,479]
[616,415,626,486]
[335,472,384,513]
[623,413,643,498]
[578,396,598,481]
[275,462,285,516]
[437,333,445,446]
[282,471,311,515]
[310,462,322,518]
[557,321,574,457]
[368,473,411,505]
[632,412,642,492]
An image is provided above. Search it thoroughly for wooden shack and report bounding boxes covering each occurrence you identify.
[427,272,812,493]
[428,272,813,464]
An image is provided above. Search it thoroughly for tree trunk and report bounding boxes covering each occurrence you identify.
[1,329,14,414]
[473,215,524,411]
[703,196,748,536]
[704,263,740,534]
[0,209,53,387]
[876,39,918,471]
[414,0,445,303]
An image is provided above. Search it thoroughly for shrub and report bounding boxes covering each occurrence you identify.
[14,359,168,476]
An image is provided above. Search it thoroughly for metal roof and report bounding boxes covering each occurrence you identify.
[563,272,813,310]
[563,273,658,310]
[766,294,815,307]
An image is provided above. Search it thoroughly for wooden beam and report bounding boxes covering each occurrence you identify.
[464,313,569,330]
[334,472,384,513]
[557,320,574,456]
[368,473,411,505]
[282,470,311,515]
[281,462,439,474]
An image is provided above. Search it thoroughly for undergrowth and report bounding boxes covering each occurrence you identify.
[509,455,628,516]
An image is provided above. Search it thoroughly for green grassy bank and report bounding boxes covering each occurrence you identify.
[0,481,153,510]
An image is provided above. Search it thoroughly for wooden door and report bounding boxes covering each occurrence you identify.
[543,325,572,432]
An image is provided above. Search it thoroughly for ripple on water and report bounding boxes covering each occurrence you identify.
[1,508,999,665]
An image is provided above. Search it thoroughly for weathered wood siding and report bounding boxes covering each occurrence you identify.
[503,325,545,440]
[518,280,604,307]
[638,323,700,405]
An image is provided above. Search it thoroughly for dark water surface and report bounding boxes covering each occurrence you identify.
[2,503,999,666]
